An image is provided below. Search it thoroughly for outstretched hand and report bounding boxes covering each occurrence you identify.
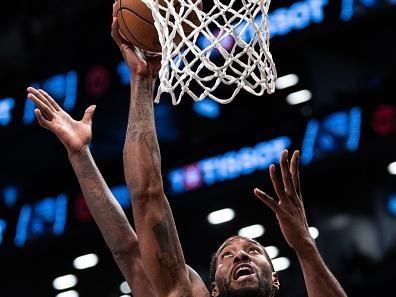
[254,150,314,252]
[27,87,95,156]
[111,6,161,78]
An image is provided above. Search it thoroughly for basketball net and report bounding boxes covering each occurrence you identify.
[140,0,277,104]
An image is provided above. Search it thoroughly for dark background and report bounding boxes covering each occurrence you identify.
[1,0,396,296]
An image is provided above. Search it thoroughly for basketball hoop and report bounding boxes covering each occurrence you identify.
[140,0,277,104]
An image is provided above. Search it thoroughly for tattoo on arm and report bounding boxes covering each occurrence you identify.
[152,209,184,279]
[73,151,131,231]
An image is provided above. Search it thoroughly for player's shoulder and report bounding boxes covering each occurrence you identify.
[187,265,210,297]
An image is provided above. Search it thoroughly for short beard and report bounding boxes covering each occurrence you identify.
[216,278,274,297]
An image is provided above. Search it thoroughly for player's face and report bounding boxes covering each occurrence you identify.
[212,237,279,297]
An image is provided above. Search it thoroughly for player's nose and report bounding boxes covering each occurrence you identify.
[233,250,251,264]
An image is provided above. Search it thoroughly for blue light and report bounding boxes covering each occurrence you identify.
[43,74,66,99]
[117,61,131,85]
[34,198,56,221]
[23,97,36,125]
[234,20,253,44]
[23,96,36,124]
[3,186,18,208]
[269,8,293,37]
[347,107,362,151]
[196,33,213,52]
[43,71,78,111]
[14,205,32,247]
[31,218,44,234]
[340,0,355,21]
[31,194,68,237]
[269,0,328,38]
[318,134,336,151]
[388,194,396,216]
[361,0,376,7]
[63,71,78,111]
[310,0,328,22]
[23,82,40,125]
[290,1,312,30]
[111,185,131,208]
[0,97,15,126]
[168,137,291,194]
[199,0,330,56]
[193,99,221,119]
[323,111,348,137]
[53,194,68,235]
[0,219,6,244]
[301,120,319,165]
[168,169,185,194]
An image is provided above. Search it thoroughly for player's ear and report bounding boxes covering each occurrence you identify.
[211,282,220,297]
[272,272,280,291]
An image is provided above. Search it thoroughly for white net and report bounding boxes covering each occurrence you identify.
[140,0,277,104]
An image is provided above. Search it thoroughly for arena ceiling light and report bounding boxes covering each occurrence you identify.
[272,257,291,272]
[120,281,131,294]
[238,224,265,238]
[73,253,99,270]
[52,274,78,291]
[275,74,299,90]
[264,246,279,259]
[286,90,312,105]
[387,162,396,175]
[207,208,235,225]
[55,291,79,297]
[309,227,319,239]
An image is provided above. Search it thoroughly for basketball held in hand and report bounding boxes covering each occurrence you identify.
[114,0,202,53]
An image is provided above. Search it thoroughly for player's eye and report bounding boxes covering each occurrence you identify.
[248,247,260,254]
[222,252,233,259]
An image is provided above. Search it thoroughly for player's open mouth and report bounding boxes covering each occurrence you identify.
[232,264,255,280]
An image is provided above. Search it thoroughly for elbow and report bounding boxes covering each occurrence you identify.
[127,183,165,202]
[110,236,140,261]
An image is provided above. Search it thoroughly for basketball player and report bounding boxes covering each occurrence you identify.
[111,8,348,297]
[27,13,347,297]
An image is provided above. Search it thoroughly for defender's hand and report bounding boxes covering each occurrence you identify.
[27,87,95,156]
[111,16,161,77]
[254,150,314,252]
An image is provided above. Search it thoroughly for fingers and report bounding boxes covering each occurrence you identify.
[27,92,54,120]
[269,164,285,199]
[254,188,279,213]
[82,105,96,125]
[34,109,51,129]
[38,89,61,111]
[290,150,302,197]
[280,150,295,196]
[111,17,123,47]
[27,87,56,112]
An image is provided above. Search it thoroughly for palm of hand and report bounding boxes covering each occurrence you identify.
[50,111,92,155]
[276,203,312,250]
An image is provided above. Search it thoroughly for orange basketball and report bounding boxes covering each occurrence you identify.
[115,0,202,53]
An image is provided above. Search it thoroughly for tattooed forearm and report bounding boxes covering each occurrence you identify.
[69,148,133,250]
[74,151,96,179]
[86,184,129,228]
[152,209,184,277]
[126,78,157,143]
[124,76,163,190]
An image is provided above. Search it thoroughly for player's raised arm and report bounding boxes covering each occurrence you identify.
[111,16,204,297]
[254,150,348,297]
[26,87,156,297]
